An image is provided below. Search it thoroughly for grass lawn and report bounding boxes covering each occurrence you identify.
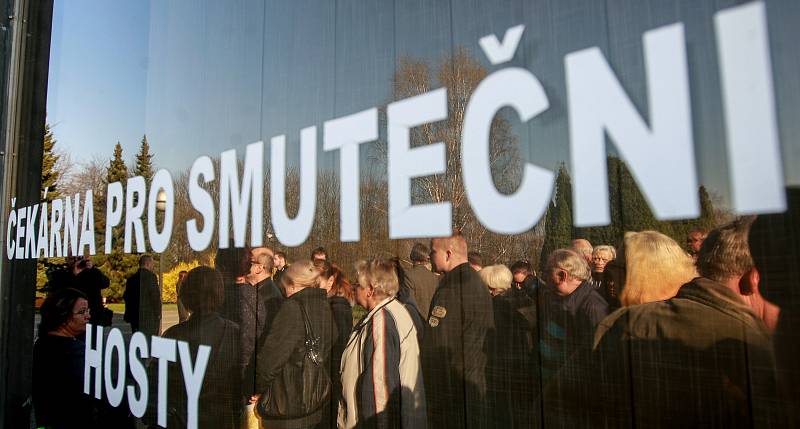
[106,303,177,314]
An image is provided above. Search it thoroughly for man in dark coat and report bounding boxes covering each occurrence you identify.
[588,219,785,427]
[422,233,494,428]
[123,255,161,336]
[403,242,439,319]
[240,247,284,400]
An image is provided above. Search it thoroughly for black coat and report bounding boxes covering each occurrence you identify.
[158,313,242,429]
[49,266,110,316]
[421,262,495,428]
[487,291,541,428]
[255,287,337,429]
[123,268,161,335]
[240,278,284,397]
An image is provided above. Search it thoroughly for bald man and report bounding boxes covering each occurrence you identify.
[422,234,494,428]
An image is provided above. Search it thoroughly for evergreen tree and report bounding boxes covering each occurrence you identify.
[133,135,154,183]
[37,124,64,289]
[540,164,574,271]
[97,143,139,300]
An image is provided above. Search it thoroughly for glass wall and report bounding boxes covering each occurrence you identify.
[18,0,800,427]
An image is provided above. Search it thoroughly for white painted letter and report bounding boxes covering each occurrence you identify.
[79,191,96,255]
[566,23,697,226]
[63,194,80,256]
[84,324,103,399]
[24,204,38,259]
[388,88,450,238]
[715,2,785,214]
[323,108,378,242]
[178,341,211,429]
[127,332,149,418]
[49,198,63,257]
[271,128,317,247]
[462,68,553,233]
[219,142,263,249]
[124,176,147,253]
[36,202,49,258]
[150,335,177,428]
[147,169,175,253]
[104,182,124,254]
[187,156,216,251]
[103,328,126,407]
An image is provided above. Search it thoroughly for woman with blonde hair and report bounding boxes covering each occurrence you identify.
[620,231,698,306]
[254,260,337,429]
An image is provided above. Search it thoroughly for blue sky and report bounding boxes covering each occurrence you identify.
[45,0,800,211]
[47,0,150,167]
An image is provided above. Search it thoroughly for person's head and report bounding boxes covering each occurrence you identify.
[748,188,800,308]
[468,251,483,271]
[571,239,594,264]
[178,270,188,281]
[354,258,400,310]
[311,247,328,261]
[620,231,697,306]
[545,249,590,296]
[280,260,320,297]
[479,264,513,296]
[430,233,468,273]
[409,242,431,266]
[38,288,89,337]
[273,251,287,270]
[314,259,354,303]
[510,260,532,285]
[591,245,616,273]
[139,255,154,271]
[686,228,708,256]
[697,218,756,291]
[181,266,224,315]
[247,247,274,284]
[214,247,252,284]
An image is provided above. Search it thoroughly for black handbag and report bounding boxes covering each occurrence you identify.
[257,301,331,421]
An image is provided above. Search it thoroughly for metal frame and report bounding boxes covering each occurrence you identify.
[0,0,53,426]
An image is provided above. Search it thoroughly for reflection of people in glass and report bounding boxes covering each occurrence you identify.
[538,250,608,384]
[176,270,189,323]
[315,259,353,428]
[593,219,784,427]
[157,266,241,428]
[338,258,426,428]
[618,232,696,306]
[686,228,707,260]
[33,288,97,428]
[748,188,800,421]
[48,255,111,326]
[254,260,336,429]
[123,255,161,336]
[480,265,539,428]
[423,233,494,428]
[403,243,438,319]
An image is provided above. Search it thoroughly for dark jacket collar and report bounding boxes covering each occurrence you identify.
[677,277,763,326]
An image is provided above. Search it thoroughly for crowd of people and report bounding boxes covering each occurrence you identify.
[32,189,800,428]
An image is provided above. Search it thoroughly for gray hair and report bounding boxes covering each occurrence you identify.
[548,249,591,281]
[592,245,617,260]
[479,265,513,293]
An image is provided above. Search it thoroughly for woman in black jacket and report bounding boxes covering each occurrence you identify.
[255,260,338,429]
[314,260,354,428]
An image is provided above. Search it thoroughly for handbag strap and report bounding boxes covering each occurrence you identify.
[297,301,322,365]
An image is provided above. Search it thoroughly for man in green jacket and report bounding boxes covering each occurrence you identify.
[590,218,783,428]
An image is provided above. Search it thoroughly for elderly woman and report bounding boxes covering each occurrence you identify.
[158,266,241,428]
[620,231,698,306]
[33,288,98,428]
[479,265,539,428]
[590,245,618,306]
[338,258,426,429]
[255,260,336,429]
